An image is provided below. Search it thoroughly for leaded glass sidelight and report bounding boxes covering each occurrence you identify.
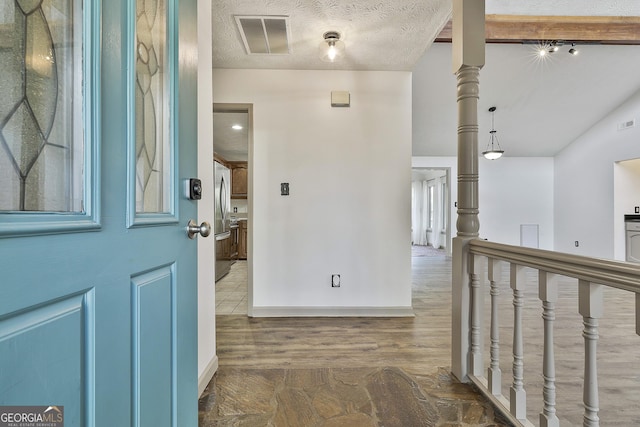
[135,0,171,214]
[0,0,84,213]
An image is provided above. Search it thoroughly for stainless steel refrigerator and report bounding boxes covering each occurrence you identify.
[214,161,232,281]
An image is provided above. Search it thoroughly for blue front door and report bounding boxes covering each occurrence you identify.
[0,0,199,425]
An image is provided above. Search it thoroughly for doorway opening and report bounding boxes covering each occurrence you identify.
[212,103,253,315]
[411,168,451,258]
[614,157,640,261]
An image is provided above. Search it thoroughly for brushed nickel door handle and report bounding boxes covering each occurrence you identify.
[187,220,211,239]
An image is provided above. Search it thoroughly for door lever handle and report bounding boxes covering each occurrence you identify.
[187,220,211,239]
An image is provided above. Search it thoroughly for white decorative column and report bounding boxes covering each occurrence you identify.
[451,0,485,382]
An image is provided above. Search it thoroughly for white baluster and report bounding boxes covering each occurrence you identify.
[470,254,483,376]
[510,264,526,420]
[488,257,502,395]
[635,294,640,336]
[539,272,559,427]
[579,280,603,427]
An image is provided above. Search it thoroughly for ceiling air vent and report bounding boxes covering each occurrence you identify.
[235,15,291,55]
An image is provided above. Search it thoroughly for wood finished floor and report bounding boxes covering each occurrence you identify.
[212,250,455,375]
[202,249,640,426]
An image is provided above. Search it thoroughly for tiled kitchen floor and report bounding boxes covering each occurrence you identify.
[215,260,247,315]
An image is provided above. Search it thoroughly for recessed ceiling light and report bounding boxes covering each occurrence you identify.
[232,124,243,130]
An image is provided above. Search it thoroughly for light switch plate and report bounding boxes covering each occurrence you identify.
[281,183,289,196]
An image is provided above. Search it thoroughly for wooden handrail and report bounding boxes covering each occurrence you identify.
[468,239,640,293]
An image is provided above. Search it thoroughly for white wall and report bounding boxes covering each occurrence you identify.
[479,157,554,248]
[413,156,555,249]
[555,88,640,259]
[196,0,217,395]
[213,69,413,315]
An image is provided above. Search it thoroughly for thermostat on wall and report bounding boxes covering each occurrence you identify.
[331,91,350,107]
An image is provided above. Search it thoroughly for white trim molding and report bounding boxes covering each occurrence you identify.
[198,355,219,397]
[250,307,415,317]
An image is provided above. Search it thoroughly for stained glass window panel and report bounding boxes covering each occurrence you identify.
[0,0,83,213]
[135,0,170,214]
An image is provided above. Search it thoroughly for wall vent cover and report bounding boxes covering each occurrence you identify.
[235,15,291,55]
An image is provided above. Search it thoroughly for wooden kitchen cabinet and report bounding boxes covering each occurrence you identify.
[238,220,247,260]
[229,225,239,261]
[231,163,248,199]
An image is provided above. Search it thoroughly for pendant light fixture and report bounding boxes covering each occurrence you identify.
[483,106,505,160]
[319,31,345,62]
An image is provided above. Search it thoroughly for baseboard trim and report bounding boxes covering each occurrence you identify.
[250,306,415,317]
[198,355,219,397]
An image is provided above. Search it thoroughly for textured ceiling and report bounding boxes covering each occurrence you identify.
[212,0,452,71]
[211,0,640,159]
[213,112,249,162]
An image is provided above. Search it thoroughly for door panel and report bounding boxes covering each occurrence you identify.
[627,232,640,263]
[132,267,174,426]
[0,292,92,425]
[0,0,199,426]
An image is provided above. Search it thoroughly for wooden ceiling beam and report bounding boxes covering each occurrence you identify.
[435,15,640,44]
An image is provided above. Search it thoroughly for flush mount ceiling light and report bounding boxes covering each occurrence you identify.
[482,107,505,160]
[319,31,345,62]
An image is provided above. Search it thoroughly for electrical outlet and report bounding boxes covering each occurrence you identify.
[635,206,639,214]
[331,274,341,287]
[575,241,579,247]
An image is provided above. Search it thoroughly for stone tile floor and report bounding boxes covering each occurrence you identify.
[198,366,510,426]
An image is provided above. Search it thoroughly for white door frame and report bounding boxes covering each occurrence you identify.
[196,0,217,395]
[212,103,254,317]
